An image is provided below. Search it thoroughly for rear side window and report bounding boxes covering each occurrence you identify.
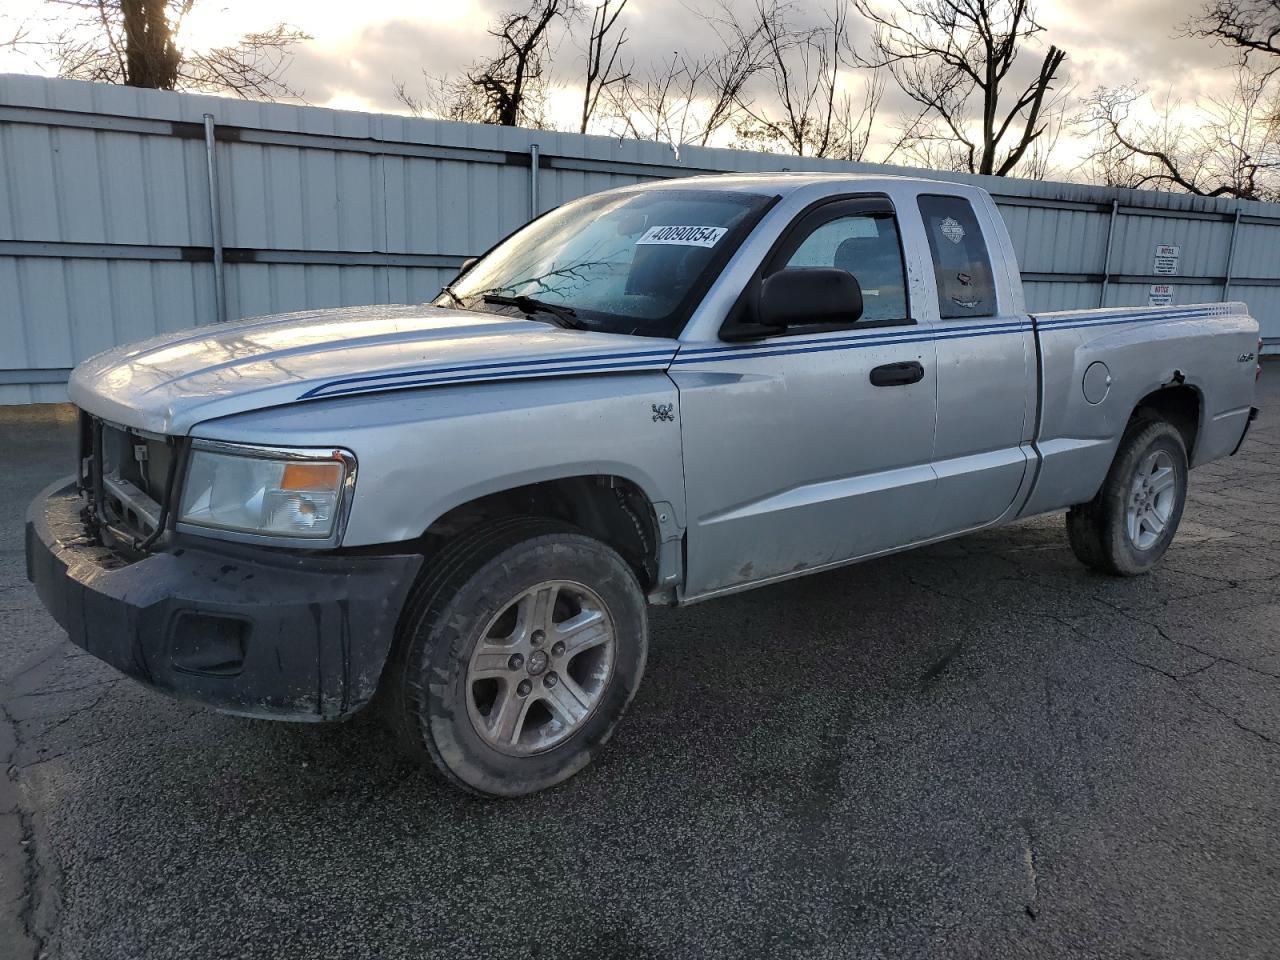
[917,195,997,319]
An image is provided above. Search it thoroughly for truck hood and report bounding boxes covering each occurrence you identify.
[68,304,679,434]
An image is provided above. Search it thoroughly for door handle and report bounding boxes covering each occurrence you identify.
[870,361,925,387]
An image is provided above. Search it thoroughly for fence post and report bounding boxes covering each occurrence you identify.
[203,113,228,323]
[529,143,540,221]
[1223,209,1242,301]
[1098,198,1118,307]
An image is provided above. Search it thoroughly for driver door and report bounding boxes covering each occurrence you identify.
[672,196,939,599]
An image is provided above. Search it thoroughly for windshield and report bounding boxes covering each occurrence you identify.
[437,188,772,338]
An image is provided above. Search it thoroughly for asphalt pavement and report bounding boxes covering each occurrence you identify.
[2,370,1278,960]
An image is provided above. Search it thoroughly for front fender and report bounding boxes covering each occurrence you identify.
[191,373,687,547]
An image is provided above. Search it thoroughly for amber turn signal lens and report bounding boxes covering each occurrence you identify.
[280,461,343,491]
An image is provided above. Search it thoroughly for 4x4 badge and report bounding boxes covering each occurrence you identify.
[651,403,675,422]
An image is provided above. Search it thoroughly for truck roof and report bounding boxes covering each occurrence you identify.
[624,170,977,198]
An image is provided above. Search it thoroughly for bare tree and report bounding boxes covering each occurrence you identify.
[1014,91,1066,179]
[605,0,877,156]
[733,0,881,159]
[46,0,308,99]
[1188,0,1280,67]
[580,0,630,132]
[691,1,777,145]
[1185,0,1280,134]
[470,0,573,126]
[1077,73,1280,199]
[855,0,1067,176]
[395,0,570,127]
[606,52,710,147]
[3,21,30,51]
[599,0,776,149]
[393,73,494,124]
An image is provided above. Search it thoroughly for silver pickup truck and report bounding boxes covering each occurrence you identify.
[26,173,1261,796]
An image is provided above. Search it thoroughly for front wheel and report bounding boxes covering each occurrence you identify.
[1066,418,1189,576]
[384,518,648,797]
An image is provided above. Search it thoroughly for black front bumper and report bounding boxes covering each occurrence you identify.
[25,478,422,721]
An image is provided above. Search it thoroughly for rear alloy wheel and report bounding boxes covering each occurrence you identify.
[1067,418,1189,576]
[385,518,648,797]
[1125,448,1178,550]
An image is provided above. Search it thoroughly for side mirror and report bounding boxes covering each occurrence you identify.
[455,256,479,281]
[758,267,863,329]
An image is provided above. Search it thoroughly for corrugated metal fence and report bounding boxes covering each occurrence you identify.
[3,73,1279,404]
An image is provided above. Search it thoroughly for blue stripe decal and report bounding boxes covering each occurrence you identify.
[300,347,678,398]
[672,306,1218,367]
[1035,306,1219,328]
[307,356,674,399]
[675,319,1028,358]
[1044,314,1201,333]
[298,305,1227,399]
[1035,312,1211,333]
[672,322,1029,366]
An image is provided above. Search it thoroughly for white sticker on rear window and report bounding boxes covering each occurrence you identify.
[939,217,965,244]
[636,225,728,248]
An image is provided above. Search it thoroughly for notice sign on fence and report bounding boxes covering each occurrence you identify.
[1149,284,1174,306]
[1153,244,1180,275]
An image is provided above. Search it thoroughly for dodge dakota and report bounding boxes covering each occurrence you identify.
[26,173,1262,796]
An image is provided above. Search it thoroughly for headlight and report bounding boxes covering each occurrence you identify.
[178,443,355,541]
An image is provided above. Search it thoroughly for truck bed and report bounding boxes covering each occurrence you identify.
[1021,302,1259,517]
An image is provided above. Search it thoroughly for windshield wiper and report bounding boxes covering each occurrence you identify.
[482,294,585,330]
[438,286,465,308]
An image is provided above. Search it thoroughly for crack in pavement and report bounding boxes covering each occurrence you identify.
[12,678,122,700]
[15,735,117,772]
[0,696,53,960]
[0,639,84,960]
[1188,689,1276,746]
[16,689,116,729]
[1084,592,1280,683]
[1022,821,1041,920]
[1043,613,1279,748]
[904,549,1280,748]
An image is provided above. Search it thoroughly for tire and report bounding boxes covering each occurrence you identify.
[1066,417,1189,576]
[384,517,648,797]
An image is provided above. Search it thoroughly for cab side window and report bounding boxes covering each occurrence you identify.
[780,210,909,324]
[917,194,997,319]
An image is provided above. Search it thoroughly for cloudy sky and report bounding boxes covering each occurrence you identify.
[0,0,1243,167]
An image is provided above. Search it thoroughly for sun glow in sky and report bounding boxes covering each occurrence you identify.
[176,0,483,51]
[0,0,1244,172]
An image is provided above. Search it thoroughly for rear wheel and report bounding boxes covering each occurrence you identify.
[384,518,648,797]
[1066,418,1189,576]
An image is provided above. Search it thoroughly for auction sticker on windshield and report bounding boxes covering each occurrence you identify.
[636,225,728,247]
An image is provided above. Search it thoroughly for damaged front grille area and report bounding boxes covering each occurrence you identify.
[78,411,183,552]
